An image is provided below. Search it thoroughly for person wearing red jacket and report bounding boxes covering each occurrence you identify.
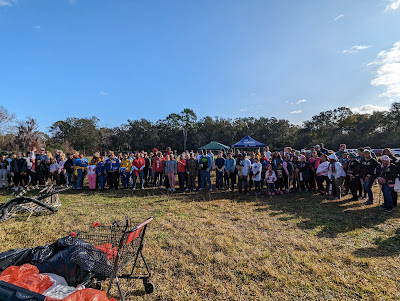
[177,153,187,191]
[132,153,145,190]
[152,151,164,189]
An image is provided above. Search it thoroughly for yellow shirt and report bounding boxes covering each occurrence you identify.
[120,159,132,172]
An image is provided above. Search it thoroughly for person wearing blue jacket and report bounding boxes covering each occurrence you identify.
[96,156,107,190]
[73,153,88,190]
[224,152,236,191]
[106,151,120,190]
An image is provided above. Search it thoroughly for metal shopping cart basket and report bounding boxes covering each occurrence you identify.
[73,216,154,300]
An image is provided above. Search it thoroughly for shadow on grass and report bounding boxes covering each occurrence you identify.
[353,228,400,258]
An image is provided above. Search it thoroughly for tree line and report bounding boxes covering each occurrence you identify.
[0,103,399,154]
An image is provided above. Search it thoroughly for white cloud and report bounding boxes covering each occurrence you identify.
[386,0,400,11]
[351,104,389,114]
[0,0,12,6]
[69,0,77,4]
[290,109,302,114]
[342,45,371,54]
[369,41,400,98]
[33,25,41,30]
[296,99,307,104]
[240,108,248,112]
[99,91,109,96]
[334,14,344,21]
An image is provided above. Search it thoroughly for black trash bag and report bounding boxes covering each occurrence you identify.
[0,236,112,287]
[0,248,33,272]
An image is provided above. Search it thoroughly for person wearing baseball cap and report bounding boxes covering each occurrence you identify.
[375,155,397,212]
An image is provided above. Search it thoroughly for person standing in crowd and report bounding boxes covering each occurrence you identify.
[49,158,60,186]
[327,154,346,200]
[35,148,49,186]
[199,150,213,191]
[120,153,132,189]
[215,151,225,190]
[275,162,285,194]
[283,154,293,193]
[28,148,37,187]
[225,152,236,192]
[0,155,9,190]
[341,152,350,194]
[376,155,398,212]
[97,156,107,190]
[251,157,262,196]
[361,149,379,205]
[132,153,145,190]
[164,154,177,192]
[106,151,120,190]
[143,152,151,187]
[73,153,88,190]
[260,152,269,190]
[186,152,198,192]
[87,158,98,190]
[58,153,66,186]
[357,147,367,199]
[335,144,346,163]
[152,151,164,189]
[265,164,277,195]
[10,152,27,191]
[347,152,361,201]
[237,153,251,195]
[316,154,329,195]
[297,155,308,193]
[177,153,187,191]
[64,154,75,187]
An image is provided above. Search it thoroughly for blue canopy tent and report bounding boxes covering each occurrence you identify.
[232,135,266,148]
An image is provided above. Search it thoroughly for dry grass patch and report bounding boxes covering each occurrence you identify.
[1,185,400,300]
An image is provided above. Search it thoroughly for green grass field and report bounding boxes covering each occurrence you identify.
[1,184,400,300]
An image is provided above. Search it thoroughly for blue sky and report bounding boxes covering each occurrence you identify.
[0,0,399,132]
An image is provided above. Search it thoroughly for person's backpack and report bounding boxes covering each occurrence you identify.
[200,156,209,170]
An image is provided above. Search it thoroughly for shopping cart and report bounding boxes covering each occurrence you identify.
[73,217,154,301]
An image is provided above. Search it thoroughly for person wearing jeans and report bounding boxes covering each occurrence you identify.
[376,155,398,212]
[360,150,379,205]
[199,152,213,191]
[224,153,236,191]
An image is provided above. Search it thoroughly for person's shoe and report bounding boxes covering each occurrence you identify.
[198,188,204,191]
[209,188,213,192]
[221,187,225,191]
[193,188,196,192]
[280,191,283,195]
[172,188,176,192]
[132,187,136,190]
[272,192,275,195]
[185,188,189,192]
[385,208,393,213]
[228,188,232,191]
[364,200,373,205]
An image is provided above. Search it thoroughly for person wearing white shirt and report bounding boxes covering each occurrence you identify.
[251,157,262,196]
[237,153,251,194]
[316,154,330,195]
[328,154,346,200]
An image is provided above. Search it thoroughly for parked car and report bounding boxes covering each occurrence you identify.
[392,149,400,157]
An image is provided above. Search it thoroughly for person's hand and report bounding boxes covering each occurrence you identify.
[206,168,210,172]
[10,172,14,176]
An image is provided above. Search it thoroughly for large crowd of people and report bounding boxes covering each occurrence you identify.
[0,144,399,212]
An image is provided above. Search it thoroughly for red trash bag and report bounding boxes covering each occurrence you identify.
[0,263,54,294]
[45,288,112,301]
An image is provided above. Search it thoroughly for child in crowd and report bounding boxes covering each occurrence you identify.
[251,157,262,196]
[87,158,98,190]
[265,165,277,195]
[49,158,60,186]
[275,163,284,195]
